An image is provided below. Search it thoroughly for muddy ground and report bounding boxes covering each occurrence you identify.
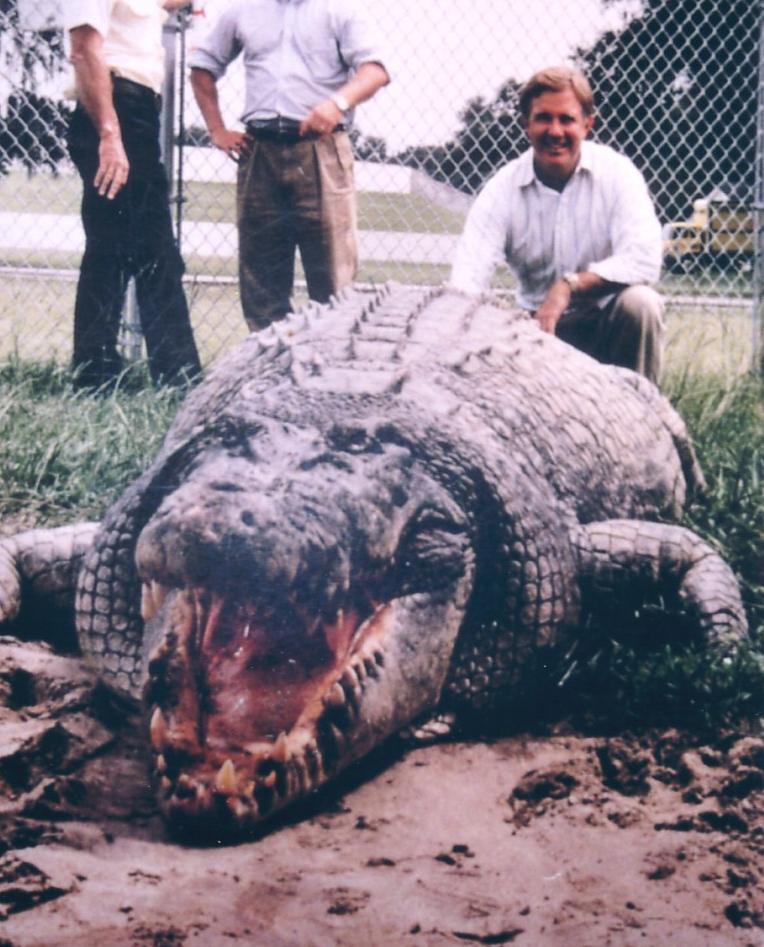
[0,636,762,947]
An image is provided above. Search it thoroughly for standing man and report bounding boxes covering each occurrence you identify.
[189,0,390,331]
[65,0,202,391]
[450,66,665,384]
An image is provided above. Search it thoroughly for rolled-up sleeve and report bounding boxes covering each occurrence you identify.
[64,0,111,34]
[586,156,663,286]
[188,6,242,78]
[335,0,390,76]
[450,168,514,295]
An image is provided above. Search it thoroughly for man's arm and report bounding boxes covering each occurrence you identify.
[535,272,622,334]
[299,62,389,137]
[536,157,662,334]
[189,67,249,159]
[69,24,128,199]
[449,171,512,295]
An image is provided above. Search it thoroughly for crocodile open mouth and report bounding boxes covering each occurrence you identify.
[140,581,388,833]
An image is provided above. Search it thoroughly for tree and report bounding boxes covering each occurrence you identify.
[0,0,69,175]
[575,0,757,220]
[394,0,757,219]
[395,81,525,194]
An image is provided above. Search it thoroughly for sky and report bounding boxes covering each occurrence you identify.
[189,0,641,153]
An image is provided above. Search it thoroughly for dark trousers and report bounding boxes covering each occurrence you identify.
[67,77,201,389]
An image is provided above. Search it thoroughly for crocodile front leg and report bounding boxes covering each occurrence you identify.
[572,520,748,655]
[0,523,100,638]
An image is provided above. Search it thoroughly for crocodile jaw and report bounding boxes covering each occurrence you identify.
[141,583,467,837]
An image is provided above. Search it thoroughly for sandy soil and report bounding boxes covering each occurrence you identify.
[1,636,762,947]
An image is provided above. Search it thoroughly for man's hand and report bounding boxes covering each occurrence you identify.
[535,279,572,333]
[69,25,129,199]
[94,126,129,199]
[299,99,344,137]
[210,127,250,160]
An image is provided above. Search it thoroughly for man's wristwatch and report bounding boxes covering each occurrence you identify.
[562,271,581,294]
[331,92,351,114]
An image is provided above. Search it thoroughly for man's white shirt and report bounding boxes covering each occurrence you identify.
[450,141,663,310]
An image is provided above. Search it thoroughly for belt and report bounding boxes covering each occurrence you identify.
[246,117,347,143]
[111,74,161,109]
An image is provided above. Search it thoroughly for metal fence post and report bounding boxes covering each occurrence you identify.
[755,0,764,373]
[121,16,180,364]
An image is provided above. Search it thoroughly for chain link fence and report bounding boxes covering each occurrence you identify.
[0,0,759,374]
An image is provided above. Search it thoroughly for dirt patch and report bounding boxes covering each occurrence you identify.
[0,638,762,946]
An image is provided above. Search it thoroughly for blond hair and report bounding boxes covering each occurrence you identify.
[519,66,595,119]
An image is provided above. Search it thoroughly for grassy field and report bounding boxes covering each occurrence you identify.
[0,265,756,375]
[0,168,464,233]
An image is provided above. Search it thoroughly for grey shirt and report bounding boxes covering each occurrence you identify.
[188,0,388,123]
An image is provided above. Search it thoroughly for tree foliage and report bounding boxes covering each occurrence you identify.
[0,0,69,175]
[574,0,757,220]
[395,82,525,194]
[394,0,758,220]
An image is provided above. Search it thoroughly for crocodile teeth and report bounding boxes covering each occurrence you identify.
[272,731,289,762]
[324,682,346,708]
[155,754,167,775]
[141,583,156,621]
[150,707,168,751]
[215,758,237,795]
[140,580,169,621]
[341,666,360,693]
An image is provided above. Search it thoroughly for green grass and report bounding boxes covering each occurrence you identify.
[0,354,761,730]
[0,360,182,527]
[548,370,764,733]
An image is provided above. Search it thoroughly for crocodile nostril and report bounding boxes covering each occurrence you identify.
[210,481,244,493]
[240,510,256,527]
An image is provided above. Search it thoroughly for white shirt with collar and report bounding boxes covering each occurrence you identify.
[450,140,663,311]
[64,0,167,95]
[188,0,388,123]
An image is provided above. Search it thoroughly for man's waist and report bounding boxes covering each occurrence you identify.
[246,116,347,143]
[111,74,161,108]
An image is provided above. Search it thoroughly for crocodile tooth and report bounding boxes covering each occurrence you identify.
[272,731,289,762]
[140,583,156,622]
[261,770,277,788]
[152,580,168,612]
[155,754,167,775]
[229,798,250,820]
[175,773,195,799]
[160,776,172,794]
[215,758,237,795]
[150,707,167,751]
[329,722,346,749]
[323,682,346,708]
[341,666,360,692]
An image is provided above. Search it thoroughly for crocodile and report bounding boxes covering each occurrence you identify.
[0,284,747,835]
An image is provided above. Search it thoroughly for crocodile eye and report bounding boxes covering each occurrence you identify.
[215,418,265,454]
[327,424,377,454]
[391,510,470,594]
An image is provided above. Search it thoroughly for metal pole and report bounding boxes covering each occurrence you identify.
[122,14,180,365]
[754,0,764,373]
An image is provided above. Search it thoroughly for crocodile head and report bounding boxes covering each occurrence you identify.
[135,417,475,836]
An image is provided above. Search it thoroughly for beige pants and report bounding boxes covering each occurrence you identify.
[236,131,358,331]
[555,285,666,384]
